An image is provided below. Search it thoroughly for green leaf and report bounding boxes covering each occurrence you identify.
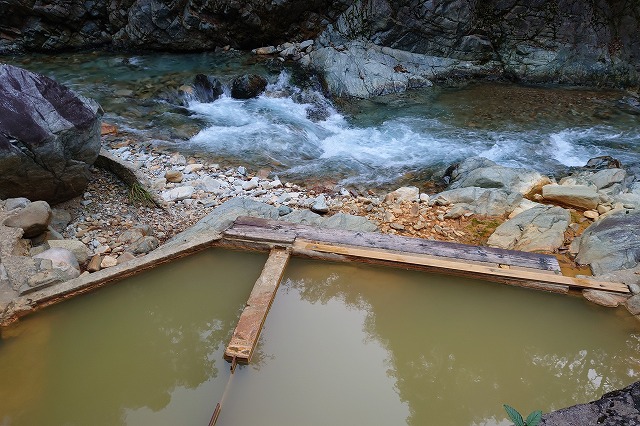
[504,404,525,426]
[525,410,542,426]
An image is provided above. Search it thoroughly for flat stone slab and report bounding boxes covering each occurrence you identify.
[542,184,599,210]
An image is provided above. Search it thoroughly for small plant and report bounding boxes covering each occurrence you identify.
[128,182,156,207]
[503,404,542,426]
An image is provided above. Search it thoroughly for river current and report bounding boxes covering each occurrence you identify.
[6,51,640,189]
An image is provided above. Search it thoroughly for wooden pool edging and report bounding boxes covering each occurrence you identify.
[0,216,630,329]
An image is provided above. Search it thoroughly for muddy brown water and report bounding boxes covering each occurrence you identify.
[0,252,638,425]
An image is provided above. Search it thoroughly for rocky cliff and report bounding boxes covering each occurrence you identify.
[303,0,640,97]
[0,0,351,52]
[2,1,639,97]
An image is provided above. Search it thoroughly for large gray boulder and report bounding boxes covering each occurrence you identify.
[575,209,640,275]
[0,65,102,204]
[448,157,549,195]
[487,205,570,252]
[431,187,522,217]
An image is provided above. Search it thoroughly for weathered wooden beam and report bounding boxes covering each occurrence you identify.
[295,240,629,294]
[227,216,562,272]
[224,248,290,364]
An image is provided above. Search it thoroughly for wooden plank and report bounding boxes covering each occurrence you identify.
[224,248,290,364]
[228,216,561,272]
[295,240,629,294]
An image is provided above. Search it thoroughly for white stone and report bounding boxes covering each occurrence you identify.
[161,186,195,202]
[100,255,118,269]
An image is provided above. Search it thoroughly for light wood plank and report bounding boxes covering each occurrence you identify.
[296,240,629,294]
[224,248,290,364]
[227,216,561,272]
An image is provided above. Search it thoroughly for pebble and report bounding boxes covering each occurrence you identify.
[100,255,118,269]
[584,210,599,219]
[165,170,184,183]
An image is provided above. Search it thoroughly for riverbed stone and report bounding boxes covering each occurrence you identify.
[318,212,377,232]
[47,239,89,264]
[448,157,549,195]
[385,186,419,203]
[431,187,522,217]
[4,198,30,211]
[87,254,101,272]
[3,201,52,238]
[192,74,224,103]
[542,184,599,210]
[487,205,570,252]
[161,186,194,202]
[311,195,329,214]
[33,247,80,273]
[100,255,118,269]
[165,170,184,183]
[117,252,136,265]
[126,236,160,255]
[576,209,640,275]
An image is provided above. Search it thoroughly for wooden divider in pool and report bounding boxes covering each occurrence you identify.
[222,217,629,295]
[224,248,290,364]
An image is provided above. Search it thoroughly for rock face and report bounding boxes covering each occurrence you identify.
[487,205,570,252]
[575,209,640,275]
[0,65,102,204]
[304,0,640,97]
[539,380,640,425]
[0,1,352,53]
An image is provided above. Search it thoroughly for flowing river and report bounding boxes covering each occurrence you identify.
[5,51,640,189]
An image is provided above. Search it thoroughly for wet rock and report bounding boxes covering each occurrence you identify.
[3,201,52,238]
[0,65,102,204]
[192,74,224,103]
[253,46,277,55]
[47,239,89,264]
[539,381,640,425]
[582,290,627,308]
[585,155,622,170]
[311,195,329,214]
[231,74,267,99]
[448,157,549,195]
[576,209,640,275]
[542,185,599,210]
[488,205,570,252]
[626,295,640,315]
